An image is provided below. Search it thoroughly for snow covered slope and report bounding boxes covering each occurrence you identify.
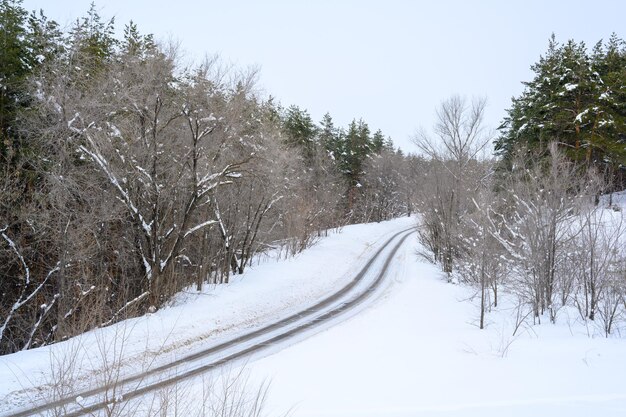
[0,216,415,414]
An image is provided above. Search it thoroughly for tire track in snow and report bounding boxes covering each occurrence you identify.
[8,227,416,417]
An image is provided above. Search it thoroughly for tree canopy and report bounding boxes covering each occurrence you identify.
[495,34,626,186]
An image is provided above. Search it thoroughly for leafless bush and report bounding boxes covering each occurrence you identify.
[455,185,504,329]
[488,144,583,323]
[33,321,283,417]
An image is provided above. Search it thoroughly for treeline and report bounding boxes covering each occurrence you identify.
[417,35,626,335]
[0,1,418,354]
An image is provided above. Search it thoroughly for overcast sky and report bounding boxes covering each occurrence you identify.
[21,0,626,152]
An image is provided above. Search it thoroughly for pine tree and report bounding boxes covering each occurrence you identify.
[26,9,64,64]
[0,0,63,185]
[0,0,31,165]
[121,20,156,59]
[340,119,373,209]
[67,2,117,86]
[495,34,626,185]
[371,129,385,153]
[282,105,317,162]
[319,112,338,157]
[593,34,626,182]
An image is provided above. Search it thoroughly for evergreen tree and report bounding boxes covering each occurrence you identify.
[496,34,626,185]
[0,1,62,191]
[340,119,373,209]
[67,2,117,86]
[282,105,317,162]
[26,9,64,64]
[319,112,339,157]
[0,0,31,165]
[371,129,385,153]
[260,95,282,127]
[592,34,626,181]
[121,20,156,59]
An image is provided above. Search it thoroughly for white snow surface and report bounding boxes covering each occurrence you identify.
[0,216,414,413]
[244,235,626,417]
[2,214,626,416]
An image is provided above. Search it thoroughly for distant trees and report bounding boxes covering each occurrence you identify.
[360,145,408,223]
[0,3,418,354]
[282,105,317,161]
[281,108,413,226]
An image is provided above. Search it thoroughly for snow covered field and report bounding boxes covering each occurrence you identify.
[1,214,626,416]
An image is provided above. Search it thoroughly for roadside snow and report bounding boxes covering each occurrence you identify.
[245,234,626,417]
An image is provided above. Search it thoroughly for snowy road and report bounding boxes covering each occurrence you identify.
[245,227,626,417]
[3,215,626,417]
[4,225,416,417]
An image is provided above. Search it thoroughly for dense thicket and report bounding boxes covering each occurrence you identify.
[495,34,626,188]
[418,36,626,335]
[0,2,417,354]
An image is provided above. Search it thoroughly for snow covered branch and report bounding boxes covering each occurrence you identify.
[0,228,60,343]
[184,220,218,238]
[101,291,150,327]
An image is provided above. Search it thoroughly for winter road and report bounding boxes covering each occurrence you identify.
[7,227,415,417]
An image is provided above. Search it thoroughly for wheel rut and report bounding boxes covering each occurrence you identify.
[7,227,415,417]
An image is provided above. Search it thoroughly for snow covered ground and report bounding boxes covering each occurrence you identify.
[245,231,626,417]
[2,213,626,416]
[0,216,415,414]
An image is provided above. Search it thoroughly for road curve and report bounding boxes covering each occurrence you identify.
[8,227,415,417]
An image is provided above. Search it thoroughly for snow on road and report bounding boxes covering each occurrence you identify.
[245,231,626,417]
[0,217,415,414]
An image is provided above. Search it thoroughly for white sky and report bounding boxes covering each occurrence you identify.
[21,0,626,152]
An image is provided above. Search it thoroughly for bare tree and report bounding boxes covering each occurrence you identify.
[412,95,491,275]
[63,50,257,306]
[566,191,626,334]
[455,180,504,329]
[360,148,410,223]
